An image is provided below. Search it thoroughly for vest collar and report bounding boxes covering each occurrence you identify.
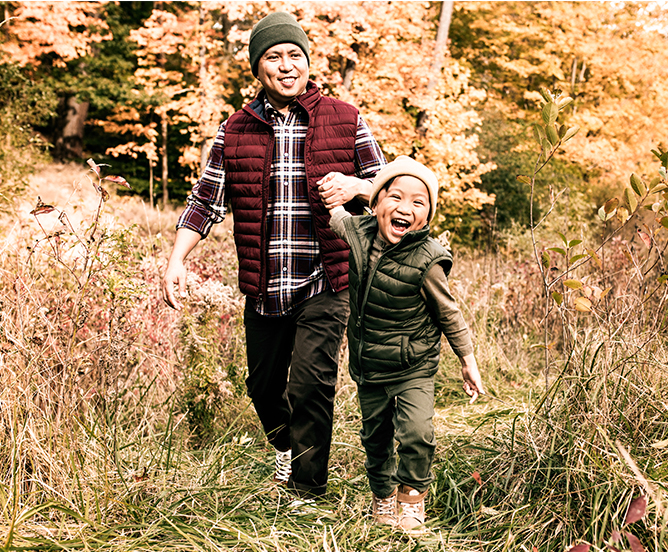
[294,80,321,112]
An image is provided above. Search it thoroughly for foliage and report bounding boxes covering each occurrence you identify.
[1,1,495,215]
[450,1,668,234]
[2,157,668,550]
[1,1,111,68]
[176,242,245,446]
[0,62,57,206]
[3,3,668,551]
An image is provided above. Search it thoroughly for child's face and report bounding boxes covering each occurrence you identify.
[373,175,430,244]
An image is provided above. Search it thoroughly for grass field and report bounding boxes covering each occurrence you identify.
[1,163,666,552]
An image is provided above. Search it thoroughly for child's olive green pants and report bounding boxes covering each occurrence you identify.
[357,376,436,498]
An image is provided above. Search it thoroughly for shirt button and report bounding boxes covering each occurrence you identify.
[283,152,289,157]
[284,181,289,186]
[283,267,288,272]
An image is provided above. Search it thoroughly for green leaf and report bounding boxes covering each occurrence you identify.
[557,96,573,110]
[569,254,587,264]
[652,148,668,168]
[649,182,668,195]
[588,249,602,269]
[659,274,668,285]
[541,102,559,126]
[568,239,583,248]
[541,251,551,269]
[542,138,551,160]
[551,291,563,305]
[517,175,532,185]
[625,187,638,212]
[558,124,567,138]
[661,216,668,229]
[630,173,646,196]
[548,247,566,256]
[564,279,583,290]
[546,124,559,145]
[532,124,545,145]
[558,232,568,246]
[562,126,579,143]
[539,88,553,103]
[598,205,615,221]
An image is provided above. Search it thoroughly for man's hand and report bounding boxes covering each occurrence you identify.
[162,260,188,310]
[317,172,371,209]
[161,227,202,310]
[460,353,485,405]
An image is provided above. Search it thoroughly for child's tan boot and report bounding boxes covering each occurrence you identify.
[397,485,427,534]
[372,488,398,525]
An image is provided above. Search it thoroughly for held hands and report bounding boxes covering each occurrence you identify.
[317,172,370,210]
[459,353,485,405]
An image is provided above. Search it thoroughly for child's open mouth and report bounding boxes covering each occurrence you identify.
[391,218,410,232]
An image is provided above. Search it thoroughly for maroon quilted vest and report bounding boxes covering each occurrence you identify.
[224,81,361,299]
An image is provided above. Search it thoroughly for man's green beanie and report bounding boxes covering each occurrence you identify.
[248,12,310,77]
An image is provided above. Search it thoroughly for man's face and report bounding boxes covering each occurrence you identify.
[373,176,431,245]
[256,43,309,112]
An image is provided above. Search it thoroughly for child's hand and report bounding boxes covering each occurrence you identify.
[459,354,485,404]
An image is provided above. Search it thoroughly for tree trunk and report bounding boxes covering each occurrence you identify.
[199,4,208,174]
[342,58,356,91]
[55,96,89,159]
[161,112,168,208]
[416,0,454,136]
[148,160,154,209]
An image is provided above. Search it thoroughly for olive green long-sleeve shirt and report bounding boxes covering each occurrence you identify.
[330,209,473,358]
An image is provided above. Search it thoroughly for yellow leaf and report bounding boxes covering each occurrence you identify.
[574,297,592,312]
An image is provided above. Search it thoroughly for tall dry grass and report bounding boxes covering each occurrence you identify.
[0,161,666,552]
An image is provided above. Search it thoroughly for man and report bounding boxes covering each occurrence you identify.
[162,11,386,498]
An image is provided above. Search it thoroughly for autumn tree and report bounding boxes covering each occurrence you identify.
[1,1,113,158]
[244,1,496,236]
[98,2,245,207]
[450,1,668,232]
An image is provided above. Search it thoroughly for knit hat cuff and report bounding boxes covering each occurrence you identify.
[369,156,440,223]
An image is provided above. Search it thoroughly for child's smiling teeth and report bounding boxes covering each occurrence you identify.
[391,218,410,231]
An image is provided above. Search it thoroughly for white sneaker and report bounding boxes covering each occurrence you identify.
[273,449,292,484]
[288,498,333,516]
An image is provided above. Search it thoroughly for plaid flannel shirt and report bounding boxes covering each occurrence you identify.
[177,93,386,316]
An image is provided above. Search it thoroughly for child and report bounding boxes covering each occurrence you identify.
[318,156,484,533]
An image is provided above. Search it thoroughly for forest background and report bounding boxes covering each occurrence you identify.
[1,1,668,551]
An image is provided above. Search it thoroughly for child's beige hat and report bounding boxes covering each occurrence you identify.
[369,156,439,223]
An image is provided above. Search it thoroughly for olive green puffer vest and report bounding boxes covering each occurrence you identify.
[344,215,453,385]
